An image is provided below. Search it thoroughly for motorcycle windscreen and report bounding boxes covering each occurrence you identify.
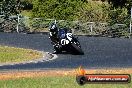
[59,29,66,39]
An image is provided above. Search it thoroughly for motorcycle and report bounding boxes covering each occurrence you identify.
[49,24,84,55]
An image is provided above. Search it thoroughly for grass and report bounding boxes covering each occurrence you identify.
[0,46,43,63]
[0,76,131,88]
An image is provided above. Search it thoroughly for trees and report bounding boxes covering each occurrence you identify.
[1,0,33,16]
[0,0,32,33]
[1,0,18,16]
[78,1,110,22]
[106,0,132,14]
[32,0,85,20]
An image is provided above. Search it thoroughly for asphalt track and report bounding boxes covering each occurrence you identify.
[0,33,132,70]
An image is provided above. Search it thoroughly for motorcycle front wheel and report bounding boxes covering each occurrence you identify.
[71,43,84,55]
[54,45,62,54]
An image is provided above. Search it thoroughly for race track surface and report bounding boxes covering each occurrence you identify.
[0,33,132,70]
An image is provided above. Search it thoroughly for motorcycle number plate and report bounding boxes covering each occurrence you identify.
[61,39,69,45]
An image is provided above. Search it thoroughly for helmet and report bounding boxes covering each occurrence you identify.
[49,23,58,34]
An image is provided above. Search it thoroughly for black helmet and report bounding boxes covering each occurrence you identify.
[49,22,58,34]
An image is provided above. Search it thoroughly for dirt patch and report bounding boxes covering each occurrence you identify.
[0,68,132,80]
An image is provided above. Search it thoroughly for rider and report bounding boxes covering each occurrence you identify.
[49,20,72,53]
[49,21,61,53]
[49,22,59,43]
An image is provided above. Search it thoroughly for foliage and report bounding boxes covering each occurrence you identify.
[32,0,84,20]
[0,0,33,33]
[0,0,33,16]
[0,0,131,37]
[20,1,33,10]
[29,18,52,32]
[108,8,129,25]
[2,0,18,16]
[78,1,110,22]
[105,0,132,14]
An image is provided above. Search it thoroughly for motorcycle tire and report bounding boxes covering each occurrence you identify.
[54,46,62,54]
[71,43,84,55]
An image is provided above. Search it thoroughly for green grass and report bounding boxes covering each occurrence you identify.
[0,46,43,63]
[0,76,131,88]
